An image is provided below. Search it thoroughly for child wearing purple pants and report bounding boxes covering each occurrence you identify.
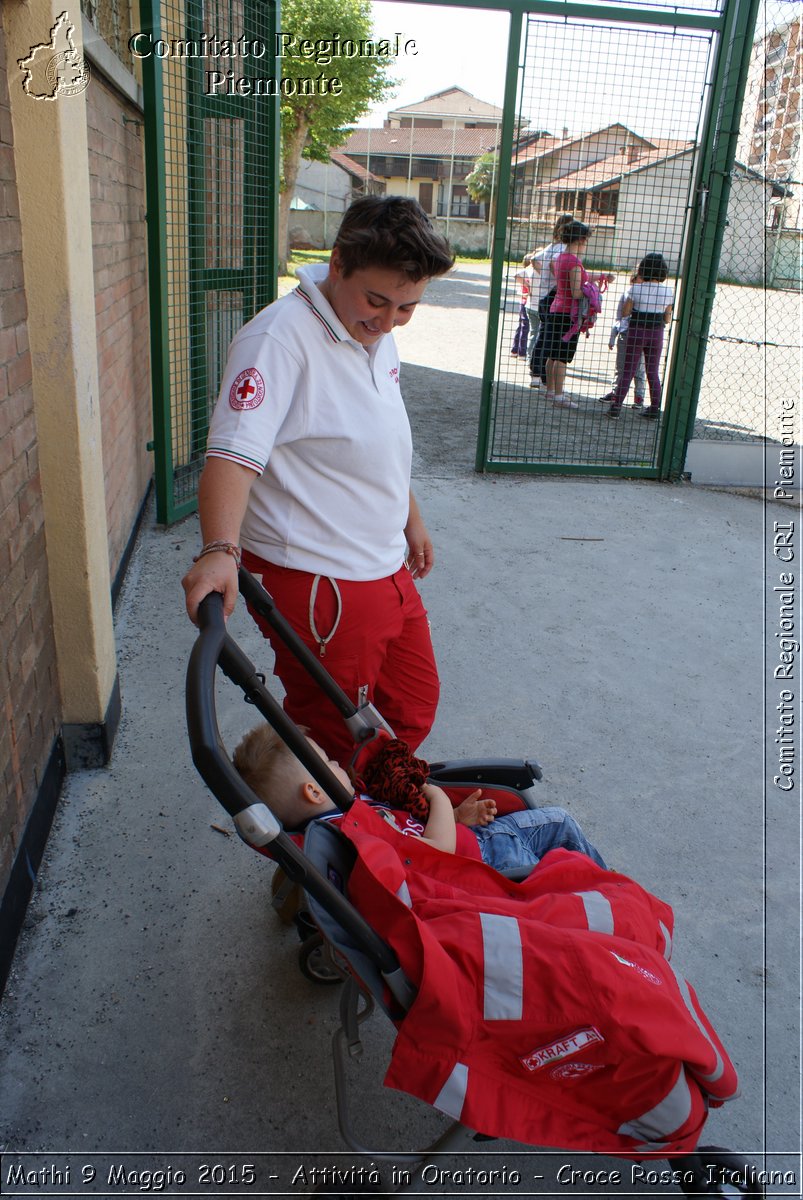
[607,253,674,420]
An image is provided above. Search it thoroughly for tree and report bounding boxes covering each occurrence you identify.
[278,0,394,270]
[465,152,499,225]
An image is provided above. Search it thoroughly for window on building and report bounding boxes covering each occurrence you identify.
[81,0,134,69]
[592,186,619,217]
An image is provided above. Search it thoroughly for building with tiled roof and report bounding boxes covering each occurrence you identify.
[386,86,504,129]
[515,135,695,226]
[293,151,384,215]
[328,150,383,185]
[340,92,503,219]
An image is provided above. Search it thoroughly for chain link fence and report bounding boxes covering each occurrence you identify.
[480,0,800,479]
[142,0,277,522]
[693,4,801,451]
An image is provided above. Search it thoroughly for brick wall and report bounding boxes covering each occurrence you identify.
[0,16,62,895]
[86,74,152,581]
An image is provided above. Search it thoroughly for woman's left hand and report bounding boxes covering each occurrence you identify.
[405,513,435,578]
[403,532,434,578]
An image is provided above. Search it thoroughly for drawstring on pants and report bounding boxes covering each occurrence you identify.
[308,575,342,657]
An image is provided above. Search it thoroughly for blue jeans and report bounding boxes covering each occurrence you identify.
[471,807,607,872]
[525,306,540,360]
[511,303,530,355]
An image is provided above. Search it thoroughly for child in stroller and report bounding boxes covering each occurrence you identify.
[233,723,608,872]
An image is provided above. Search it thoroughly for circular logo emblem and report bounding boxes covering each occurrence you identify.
[229,368,265,411]
[549,1062,603,1082]
[46,51,90,96]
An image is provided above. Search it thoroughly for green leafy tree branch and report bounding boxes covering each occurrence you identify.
[278,0,395,269]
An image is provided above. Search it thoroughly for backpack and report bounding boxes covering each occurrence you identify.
[563,276,607,341]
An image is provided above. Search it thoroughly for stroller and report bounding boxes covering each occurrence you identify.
[186,569,765,1197]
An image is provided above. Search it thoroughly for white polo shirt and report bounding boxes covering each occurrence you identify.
[206,263,412,580]
[629,281,674,313]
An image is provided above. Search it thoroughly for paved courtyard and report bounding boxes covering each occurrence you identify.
[395,261,798,473]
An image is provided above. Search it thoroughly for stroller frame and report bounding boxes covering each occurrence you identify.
[186,572,764,1197]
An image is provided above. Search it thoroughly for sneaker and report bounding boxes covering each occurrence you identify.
[529,377,540,388]
[634,396,644,407]
[607,404,622,419]
[642,406,659,419]
[553,395,579,410]
[597,392,616,405]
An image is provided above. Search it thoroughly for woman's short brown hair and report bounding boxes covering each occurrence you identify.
[333,196,454,282]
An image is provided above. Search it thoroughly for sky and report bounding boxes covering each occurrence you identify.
[356,2,510,124]
[358,0,796,139]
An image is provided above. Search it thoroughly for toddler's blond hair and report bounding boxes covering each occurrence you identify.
[233,724,311,827]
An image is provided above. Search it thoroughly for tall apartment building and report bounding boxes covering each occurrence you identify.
[736,14,801,227]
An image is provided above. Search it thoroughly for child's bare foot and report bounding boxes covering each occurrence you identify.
[454,789,497,827]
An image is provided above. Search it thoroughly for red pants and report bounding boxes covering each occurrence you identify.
[242,552,440,765]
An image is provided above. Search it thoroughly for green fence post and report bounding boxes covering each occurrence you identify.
[249,0,280,318]
[475,7,523,472]
[141,0,173,525]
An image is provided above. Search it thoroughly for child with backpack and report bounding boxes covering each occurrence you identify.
[606,252,674,420]
[527,213,575,382]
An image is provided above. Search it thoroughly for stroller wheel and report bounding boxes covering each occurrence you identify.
[299,932,346,985]
[674,1147,765,1198]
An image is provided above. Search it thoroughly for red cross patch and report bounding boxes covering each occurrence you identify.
[229,368,265,411]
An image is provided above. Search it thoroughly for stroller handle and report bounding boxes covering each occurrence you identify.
[238,567,356,718]
[186,591,256,820]
[187,591,356,820]
[186,591,405,980]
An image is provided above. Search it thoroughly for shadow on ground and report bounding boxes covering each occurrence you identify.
[402,363,483,476]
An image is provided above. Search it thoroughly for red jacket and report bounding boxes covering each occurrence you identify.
[339,800,739,1157]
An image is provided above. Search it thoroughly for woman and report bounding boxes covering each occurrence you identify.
[527,212,575,383]
[182,196,454,764]
[542,220,613,409]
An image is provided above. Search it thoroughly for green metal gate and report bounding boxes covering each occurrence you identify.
[476,0,759,479]
[142,0,279,523]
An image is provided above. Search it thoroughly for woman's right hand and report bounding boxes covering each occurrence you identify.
[182,457,257,624]
[182,551,240,625]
